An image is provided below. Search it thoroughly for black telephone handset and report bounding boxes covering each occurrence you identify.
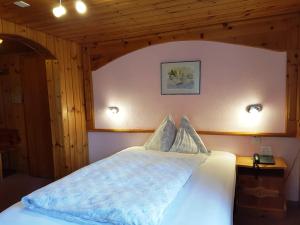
[253,153,260,171]
[253,153,260,164]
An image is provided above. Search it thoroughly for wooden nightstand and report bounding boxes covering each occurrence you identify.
[236,156,288,218]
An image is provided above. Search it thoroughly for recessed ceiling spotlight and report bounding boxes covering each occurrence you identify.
[14,1,31,8]
[75,0,87,14]
[0,39,3,45]
[53,0,67,18]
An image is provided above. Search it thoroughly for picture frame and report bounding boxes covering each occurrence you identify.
[161,60,201,95]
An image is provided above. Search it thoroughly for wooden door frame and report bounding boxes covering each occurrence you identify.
[0,34,62,179]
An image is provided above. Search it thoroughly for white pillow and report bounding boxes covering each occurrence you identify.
[170,116,209,154]
[144,115,177,151]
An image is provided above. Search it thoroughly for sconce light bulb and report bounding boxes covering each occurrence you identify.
[53,4,66,18]
[0,39,3,45]
[249,107,258,114]
[246,104,263,114]
[108,106,119,115]
[75,0,87,14]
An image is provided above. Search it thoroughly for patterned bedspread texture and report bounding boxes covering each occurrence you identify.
[22,147,206,225]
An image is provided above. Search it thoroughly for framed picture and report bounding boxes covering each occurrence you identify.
[161,60,201,95]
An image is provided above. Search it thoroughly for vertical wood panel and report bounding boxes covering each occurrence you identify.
[21,55,54,178]
[71,43,86,169]
[297,25,300,138]
[45,60,59,178]
[64,41,76,173]
[82,47,94,131]
[0,18,88,178]
[0,55,28,172]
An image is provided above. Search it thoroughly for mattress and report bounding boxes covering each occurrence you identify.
[0,150,236,225]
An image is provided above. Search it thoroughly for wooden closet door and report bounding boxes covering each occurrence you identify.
[21,55,54,178]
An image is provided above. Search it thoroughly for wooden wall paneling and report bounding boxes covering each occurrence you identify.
[79,50,89,165]
[0,64,7,128]
[82,47,94,130]
[71,43,88,168]
[70,44,81,170]
[297,24,300,138]
[45,60,60,178]
[0,18,88,178]
[64,41,76,174]
[9,55,28,172]
[89,13,300,70]
[0,153,2,182]
[21,55,54,178]
[286,64,298,135]
[0,55,28,173]
[286,26,299,136]
[52,60,66,177]
[297,63,300,138]
[45,59,65,179]
[1,19,15,34]
[54,38,71,176]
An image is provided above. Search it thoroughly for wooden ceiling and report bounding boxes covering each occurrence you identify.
[0,0,300,45]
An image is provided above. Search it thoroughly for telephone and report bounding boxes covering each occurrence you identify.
[252,153,275,166]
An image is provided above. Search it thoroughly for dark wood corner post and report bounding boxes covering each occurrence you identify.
[82,46,95,130]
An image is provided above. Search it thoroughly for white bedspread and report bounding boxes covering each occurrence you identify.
[21,147,205,225]
[0,149,236,225]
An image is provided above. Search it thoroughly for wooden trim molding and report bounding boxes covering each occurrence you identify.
[83,13,300,137]
[88,128,293,137]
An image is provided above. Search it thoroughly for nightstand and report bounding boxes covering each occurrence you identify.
[236,156,288,218]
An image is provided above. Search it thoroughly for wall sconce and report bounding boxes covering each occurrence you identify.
[0,39,3,45]
[246,104,263,114]
[108,106,119,115]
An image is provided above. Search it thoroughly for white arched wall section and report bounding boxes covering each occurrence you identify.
[92,41,286,133]
[89,41,300,201]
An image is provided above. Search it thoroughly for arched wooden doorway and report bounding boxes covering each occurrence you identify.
[0,34,57,178]
[0,18,88,179]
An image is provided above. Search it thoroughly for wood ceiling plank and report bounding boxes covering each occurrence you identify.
[29,1,300,40]
[57,7,300,43]
[0,0,299,45]
[88,13,299,52]
[26,0,243,30]
[29,0,286,31]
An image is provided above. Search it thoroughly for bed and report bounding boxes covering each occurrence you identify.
[0,148,236,225]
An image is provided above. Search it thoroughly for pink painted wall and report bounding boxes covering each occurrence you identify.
[92,41,287,133]
[90,41,300,201]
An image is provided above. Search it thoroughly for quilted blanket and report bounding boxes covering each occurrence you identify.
[22,147,206,225]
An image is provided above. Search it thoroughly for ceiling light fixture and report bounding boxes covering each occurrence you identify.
[75,0,87,14]
[52,0,67,18]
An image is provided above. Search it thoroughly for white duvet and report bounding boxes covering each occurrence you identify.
[0,149,236,225]
[21,147,207,225]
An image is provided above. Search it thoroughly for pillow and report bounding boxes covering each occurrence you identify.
[144,115,177,151]
[170,116,209,154]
